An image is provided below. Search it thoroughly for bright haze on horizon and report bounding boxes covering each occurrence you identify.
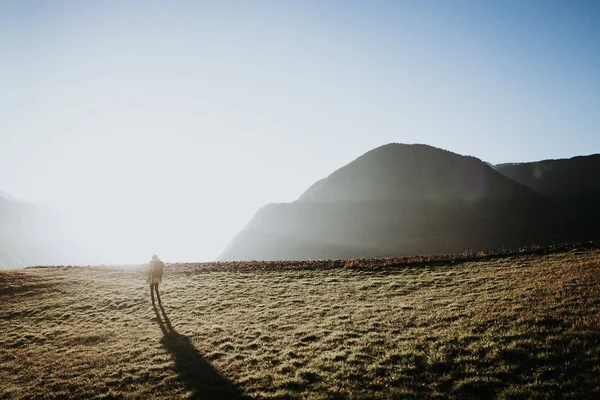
[1,0,599,264]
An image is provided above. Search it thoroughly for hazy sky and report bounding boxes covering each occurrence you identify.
[1,0,599,263]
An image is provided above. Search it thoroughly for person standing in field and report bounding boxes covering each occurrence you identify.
[147,254,165,305]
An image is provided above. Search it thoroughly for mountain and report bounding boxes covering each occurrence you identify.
[495,154,600,242]
[495,154,600,209]
[0,192,75,269]
[0,189,15,201]
[299,144,539,203]
[219,144,576,261]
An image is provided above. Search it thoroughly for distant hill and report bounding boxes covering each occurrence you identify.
[219,144,580,261]
[0,192,75,269]
[299,144,539,203]
[495,154,600,210]
[495,154,600,244]
[0,189,15,201]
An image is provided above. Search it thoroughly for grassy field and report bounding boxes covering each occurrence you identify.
[1,245,599,399]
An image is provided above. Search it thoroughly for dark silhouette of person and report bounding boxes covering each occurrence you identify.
[147,254,164,305]
[153,304,248,398]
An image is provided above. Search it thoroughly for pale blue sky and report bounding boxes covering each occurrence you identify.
[1,0,598,263]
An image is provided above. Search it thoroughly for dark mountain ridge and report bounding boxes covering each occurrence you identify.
[495,154,600,244]
[495,154,600,208]
[219,144,585,261]
[299,144,540,203]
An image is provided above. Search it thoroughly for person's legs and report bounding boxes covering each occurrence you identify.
[150,284,156,304]
[155,283,162,305]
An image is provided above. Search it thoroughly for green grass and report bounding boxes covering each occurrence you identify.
[1,245,599,399]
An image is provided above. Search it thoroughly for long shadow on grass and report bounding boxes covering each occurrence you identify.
[153,304,248,399]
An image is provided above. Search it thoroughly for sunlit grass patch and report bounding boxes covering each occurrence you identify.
[1,245,599,398]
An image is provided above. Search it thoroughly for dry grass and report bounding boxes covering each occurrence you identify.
[1,246,599,399]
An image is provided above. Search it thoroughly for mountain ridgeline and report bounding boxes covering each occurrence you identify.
[1,144,598,267]
[219,144,599,261]
[494,155,600,245]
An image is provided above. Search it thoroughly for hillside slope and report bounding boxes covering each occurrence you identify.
[495,155,600,245]
[0,193,75,269]
[1,246,599,399]
[299,144,537,203]
[495,155,600,238]
[495,154,600,204]
[219,144,568,261]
